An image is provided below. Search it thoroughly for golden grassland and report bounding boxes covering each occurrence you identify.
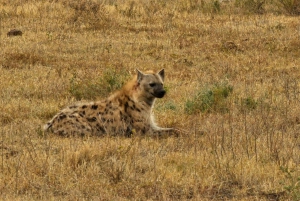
[1,0,300,200]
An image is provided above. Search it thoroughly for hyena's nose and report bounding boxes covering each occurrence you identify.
[156,90,166,98]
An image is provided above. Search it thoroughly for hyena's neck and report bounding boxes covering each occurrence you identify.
[119,77,155,108]
[120,91,154,108]
[131,89,156,108]
[139,96,155,107]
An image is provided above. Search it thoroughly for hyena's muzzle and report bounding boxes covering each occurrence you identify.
[152,85,166,98]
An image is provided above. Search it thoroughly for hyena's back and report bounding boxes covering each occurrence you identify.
[44,101,107,136]
[44,94,151,136]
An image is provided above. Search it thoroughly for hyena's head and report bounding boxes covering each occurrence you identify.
[136,69,166,105]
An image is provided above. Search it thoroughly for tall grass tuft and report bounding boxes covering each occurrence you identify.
[235,0,266,14]
[277,0,300,15]
[185,82,233,114]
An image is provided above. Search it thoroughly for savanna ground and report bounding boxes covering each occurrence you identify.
[1,0,300,200]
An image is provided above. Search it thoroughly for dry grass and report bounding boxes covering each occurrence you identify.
[1,0,300,200]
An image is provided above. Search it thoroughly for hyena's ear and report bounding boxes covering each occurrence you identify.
[136,69,144,83]
[158,69,165,81]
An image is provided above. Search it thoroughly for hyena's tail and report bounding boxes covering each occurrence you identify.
[43,115,57,131]
[43,122,52,131]
[43,112,65,131]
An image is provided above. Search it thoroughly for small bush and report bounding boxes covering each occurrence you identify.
[197,0,222,14]
[277,0,300,15]
[69,68,130,100]
[212,0,221,13]
[280,166,300,200]
[2,52,46,69]
[185,82,233,114]
[235,0,265,14]
[156,100,177,111]
[177,0,202,13]
[241,97,257,111]
[120,1,138,18]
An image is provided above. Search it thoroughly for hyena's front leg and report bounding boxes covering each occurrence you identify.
[151,126,176,137]
[153,126,189,137]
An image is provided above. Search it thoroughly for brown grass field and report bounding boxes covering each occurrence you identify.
[1,0,300,200]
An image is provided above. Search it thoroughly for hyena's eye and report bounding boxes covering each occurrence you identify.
[149,83,156,87]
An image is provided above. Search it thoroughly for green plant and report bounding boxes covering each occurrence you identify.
[69,68,130,100]
[3,52,46,69]
[103,68,128,92]
[212,0,221,13]
[277,0,300,15]
[118,1,138,18]
[235,0,265,14]
[156,100,177,111]
[185,82,233,114]
[241,97,257,111]
[280,166,300,200]
[197,0,221,14]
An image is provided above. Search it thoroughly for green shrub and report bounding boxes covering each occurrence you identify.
[69,68,130,100]
[280,166,300,200]
[197,0,222,14]
[241,97,257,111]
[212,0,221,13]
[277,0,300,15]
[185,82,233,114]
[156,100,177,111]
[235,0,265,14]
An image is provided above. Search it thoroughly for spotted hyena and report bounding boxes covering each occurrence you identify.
[44,69,173,136]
